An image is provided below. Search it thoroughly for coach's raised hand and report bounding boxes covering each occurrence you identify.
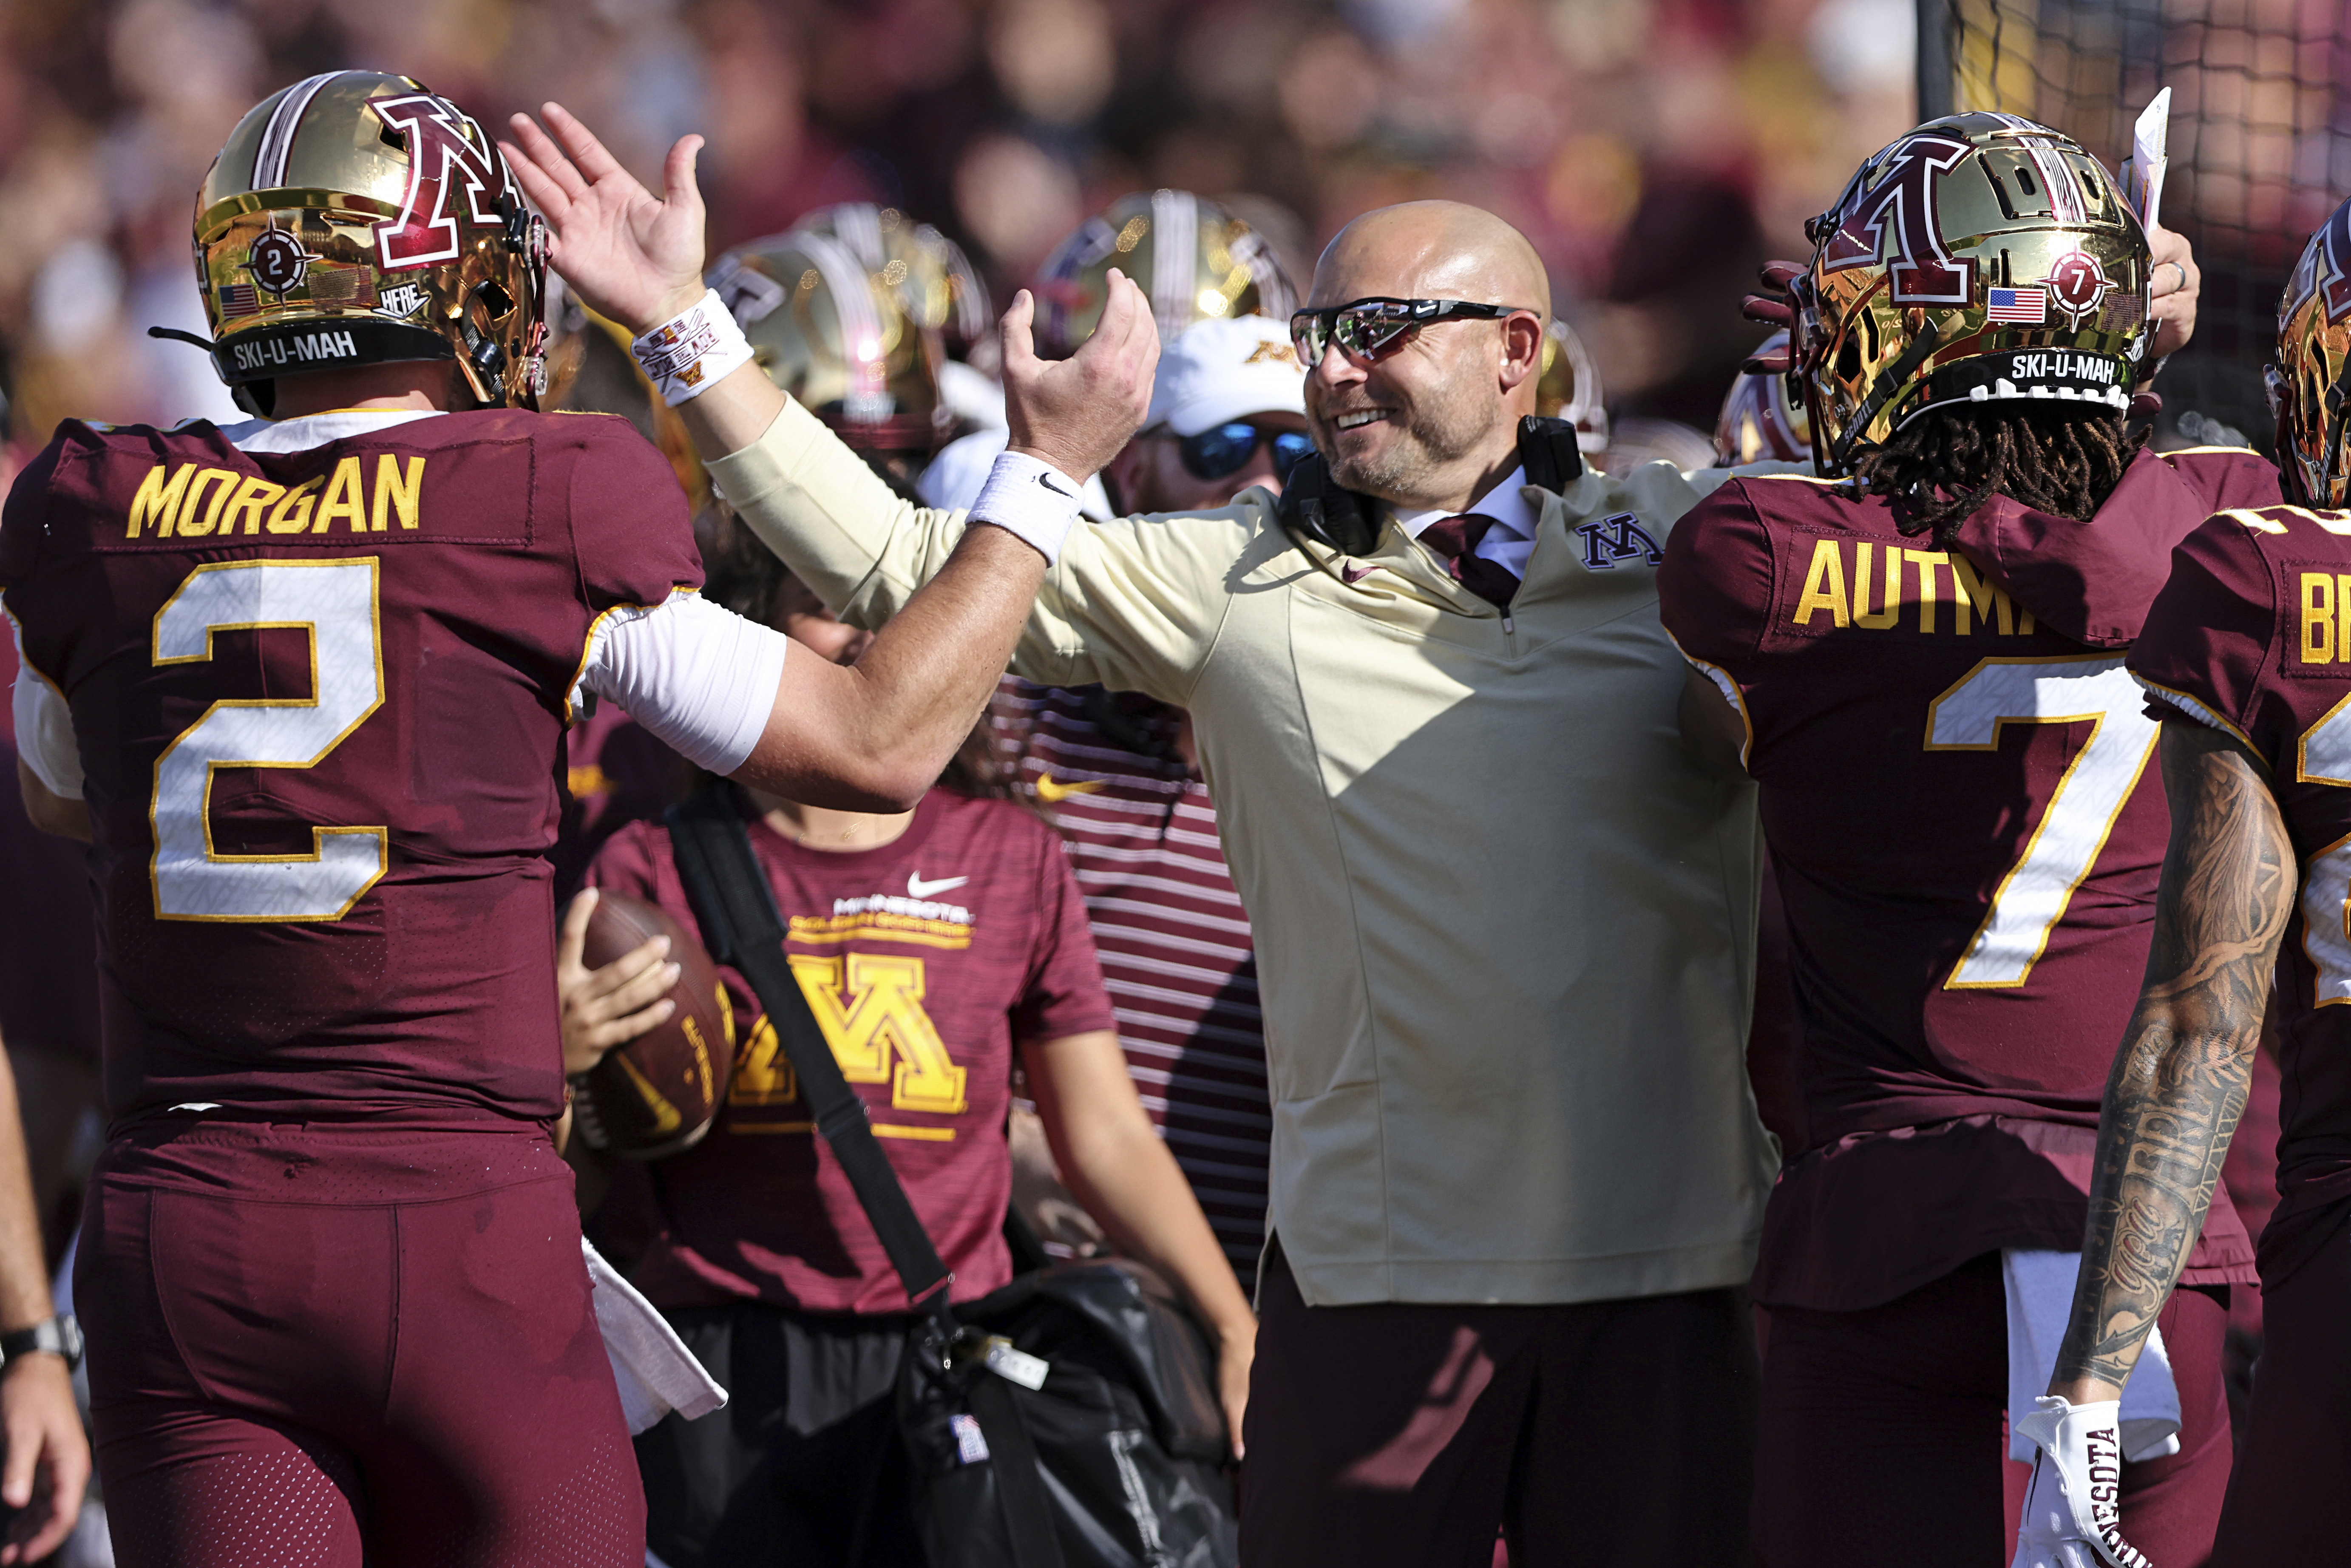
[1001,269,1160,485]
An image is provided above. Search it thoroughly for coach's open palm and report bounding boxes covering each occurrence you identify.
[1001,271,1160,484]
[501,104,708,336]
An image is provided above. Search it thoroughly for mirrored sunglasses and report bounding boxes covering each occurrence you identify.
[1289,298,1528,366]
[1176,422,1318,484]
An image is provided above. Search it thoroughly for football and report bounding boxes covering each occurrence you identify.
[570,893,736,1160]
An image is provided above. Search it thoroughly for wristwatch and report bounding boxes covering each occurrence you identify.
[0,1316,82,1371]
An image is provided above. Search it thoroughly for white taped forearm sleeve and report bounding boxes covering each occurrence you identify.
[12,666,83,801]
[576,592,789,776]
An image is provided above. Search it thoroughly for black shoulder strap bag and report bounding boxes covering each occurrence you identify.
[664,786,1237,1568]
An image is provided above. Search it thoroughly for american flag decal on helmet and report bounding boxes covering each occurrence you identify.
[1986,286,2048,324]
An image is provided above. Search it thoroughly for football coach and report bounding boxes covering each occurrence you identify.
[509,104,1775,1568]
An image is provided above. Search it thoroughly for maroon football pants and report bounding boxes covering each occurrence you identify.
[1239,1238,1756,1568]
[2210,1199,2351,1563]
[77,1119,644,1568]
[1753,1251,2231,1568]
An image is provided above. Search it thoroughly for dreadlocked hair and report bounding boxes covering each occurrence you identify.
[1853,404,2145,549]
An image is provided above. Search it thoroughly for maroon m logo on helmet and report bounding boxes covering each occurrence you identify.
[2320,198,2351,324]
[371,94,508,271]
[1822,132,1977,306]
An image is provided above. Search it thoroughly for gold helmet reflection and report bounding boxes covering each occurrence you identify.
[787,203,993,358]
[1714,331,1812,464]
[1794,112,2151,476]
[709,216,951,454]
[195,71,548,415]
[1035,190,1298,357]
[2272,198,2351,505]
[1536,317,1608,455]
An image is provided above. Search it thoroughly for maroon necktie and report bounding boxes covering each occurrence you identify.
[1418,513,1521,610]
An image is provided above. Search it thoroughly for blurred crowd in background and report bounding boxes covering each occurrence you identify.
[0,0,1922,454]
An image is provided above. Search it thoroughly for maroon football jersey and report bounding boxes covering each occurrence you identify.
[0,411,702,1126]
[586,788,1116,1316]
[1659,447,2277,1309]
[2131,502,2351,1283]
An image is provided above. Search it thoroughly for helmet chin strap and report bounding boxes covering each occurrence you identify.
[146,326,217,353]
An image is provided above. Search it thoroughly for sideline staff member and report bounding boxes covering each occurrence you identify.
[509,105,1773,1567]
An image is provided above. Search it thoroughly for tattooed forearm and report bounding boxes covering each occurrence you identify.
[2050,720,2293,1397]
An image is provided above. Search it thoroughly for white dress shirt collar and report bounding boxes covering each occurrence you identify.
[1390,465,1537,544]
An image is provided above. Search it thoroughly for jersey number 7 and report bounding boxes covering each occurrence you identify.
[1927,655,2161,987]
[150,558,387,922]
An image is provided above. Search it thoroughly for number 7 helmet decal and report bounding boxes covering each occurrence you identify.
[192,71,548,416]
[1794,113,2154,476]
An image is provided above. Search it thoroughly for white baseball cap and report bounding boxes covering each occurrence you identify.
[1144,315,1307,437]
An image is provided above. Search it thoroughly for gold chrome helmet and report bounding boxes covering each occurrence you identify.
[788,203,993,359]
[194,71,547,416]
[2272,197,2351,505]
[1537,317,1608,455]
[1034,190,1297,357]
[709,221,949,453]
[1715,331,1813,464]
[1794,112,2151,475]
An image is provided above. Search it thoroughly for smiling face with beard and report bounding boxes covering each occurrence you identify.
[1302,202,1552,515]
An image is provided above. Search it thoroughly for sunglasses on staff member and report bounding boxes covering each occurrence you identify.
[1289,297,1538,366]
[1168,422,1318,485]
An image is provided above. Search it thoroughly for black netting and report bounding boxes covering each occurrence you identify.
[1933,0,2351,453]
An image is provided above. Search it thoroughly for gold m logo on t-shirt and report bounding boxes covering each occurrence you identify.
[728,952,968,1119]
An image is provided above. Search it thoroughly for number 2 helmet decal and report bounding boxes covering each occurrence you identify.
[2273,195,2351,506]
[1793,112,2154,476]
[193,71,549,415]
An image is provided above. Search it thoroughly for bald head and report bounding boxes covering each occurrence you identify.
[1310,201,1550,322]
[1300,202,1554,513]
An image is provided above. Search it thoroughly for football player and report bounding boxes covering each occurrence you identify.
[1657,113,2274,1566]
[1,71,1154,1567]
[2022,193,2351,1565]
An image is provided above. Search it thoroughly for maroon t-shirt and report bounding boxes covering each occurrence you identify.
[0,412,701,1127]
[587,788,1116,1316]
[2131,502,2351,1286]
[1659,447,2277,1309]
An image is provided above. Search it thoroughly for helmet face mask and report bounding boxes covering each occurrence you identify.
[1033,190,1298,358]
[2272,200,2351,507]
[196,71,548,416]
[1795,112,2152,476]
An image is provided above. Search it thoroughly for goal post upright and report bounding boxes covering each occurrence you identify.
[1916,0,1956,121]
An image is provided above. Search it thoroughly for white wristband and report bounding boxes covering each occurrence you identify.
[969,450,1086,563]
[631,289,755,407]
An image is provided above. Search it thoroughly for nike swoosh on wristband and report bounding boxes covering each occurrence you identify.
[1034,471,1076,497]
[1034,775,1105,804]
[907,872,970,899]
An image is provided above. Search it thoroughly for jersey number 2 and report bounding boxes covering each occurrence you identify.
[150,559,386,921]
[1926,655,2160,987]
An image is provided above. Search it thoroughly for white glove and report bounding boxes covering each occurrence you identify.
[2011,1396,2154,1568]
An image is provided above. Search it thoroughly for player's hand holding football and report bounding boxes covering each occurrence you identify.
[1001,269,1160,484]
[0,1346,85,1565]
[501,104,707,336]
[556,887,681,1077]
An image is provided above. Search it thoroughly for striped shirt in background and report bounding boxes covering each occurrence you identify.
[990,679,1270,1275]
